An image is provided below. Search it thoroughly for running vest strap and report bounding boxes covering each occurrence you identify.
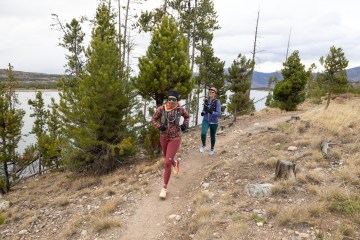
[161,107,181,125]
[204,99,218,112]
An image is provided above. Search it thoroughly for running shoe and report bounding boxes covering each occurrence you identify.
[159,187,167,199]
[173,159,179,175]
[210,149,215,156]
[199,146,206,153]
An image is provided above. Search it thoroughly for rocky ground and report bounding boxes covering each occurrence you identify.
[1,97,360,240]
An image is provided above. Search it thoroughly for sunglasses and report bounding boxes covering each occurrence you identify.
[168,97,177,102]
[209,90,215,93]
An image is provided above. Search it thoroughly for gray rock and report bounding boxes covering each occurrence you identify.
[244,183,273,197]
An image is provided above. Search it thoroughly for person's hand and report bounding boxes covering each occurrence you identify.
[201,112,205,116]
[158,125,167,131]
[180,124,187,132]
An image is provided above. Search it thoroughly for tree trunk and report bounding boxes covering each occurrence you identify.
[248,8,260,99]
[118,0,122,63]
[3,162,10,192]
[38,154,42,175]
[122,0,130,71]
[195,84,200,126]
[324,91,331,110]
[285,27,292,62]
[275,160,296,180]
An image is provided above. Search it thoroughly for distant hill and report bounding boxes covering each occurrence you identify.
[0,69,64,82]
[250,66,360,88]
[1,66,360,89]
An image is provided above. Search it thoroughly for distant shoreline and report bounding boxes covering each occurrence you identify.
[15,88,270,92]
[15,89,59,92]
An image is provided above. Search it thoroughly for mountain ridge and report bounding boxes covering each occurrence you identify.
[1,66,360,89]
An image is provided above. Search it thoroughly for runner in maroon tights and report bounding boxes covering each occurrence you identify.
[151,90,190,199]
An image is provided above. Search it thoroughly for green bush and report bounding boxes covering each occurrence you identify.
[0,215,5,225]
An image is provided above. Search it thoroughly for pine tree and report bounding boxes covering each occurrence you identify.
[134,15,192,106]
[319,46,349,109]
[227,53,254,122]
[193,0,222,124]
[0,65,24,192]
[60,2,135,173]
[273,51,308,111]
[28,91,49,174]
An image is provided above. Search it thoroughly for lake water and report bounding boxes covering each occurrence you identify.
[15,90,268,154]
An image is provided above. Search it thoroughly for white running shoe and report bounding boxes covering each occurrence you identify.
[199,146,206,153]
[210,149,215,156]
[159,188,167,199]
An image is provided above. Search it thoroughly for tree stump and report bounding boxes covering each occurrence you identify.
[274,160,296,180]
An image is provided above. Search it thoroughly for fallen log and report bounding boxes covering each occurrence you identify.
[320,140,336,157]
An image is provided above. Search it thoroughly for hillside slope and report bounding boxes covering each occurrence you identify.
[1,96,360,240]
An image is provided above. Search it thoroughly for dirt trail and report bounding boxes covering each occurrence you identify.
[118,110,306,240]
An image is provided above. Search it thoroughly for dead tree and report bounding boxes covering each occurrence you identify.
[275,160,296,180]
[248,8,260,99]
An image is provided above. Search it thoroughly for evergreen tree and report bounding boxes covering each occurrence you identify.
[273,51,308,111]
[60,2,135,173]
[196,44,226,106]
[28,91,49,174]
[193,0,222,125]
[0,65,24,192]
[41,99,62,169]
[227,53,254,121]
[265,72,279,107]
[134,15,192,106]
[319,46,349,109]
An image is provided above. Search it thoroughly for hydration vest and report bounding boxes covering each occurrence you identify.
[204,99,218,112]
[160,107,181,126]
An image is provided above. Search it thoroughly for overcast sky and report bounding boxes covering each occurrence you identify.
[1,0,359,75]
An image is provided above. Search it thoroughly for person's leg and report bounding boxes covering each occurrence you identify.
[209,123,218,150]
[201,120,210,147]
[163,138,181,188]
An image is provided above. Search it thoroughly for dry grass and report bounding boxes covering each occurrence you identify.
[91,217,121,233]
[53,196,71,207]
[93,186,117,197]
[20,214,38,229]
[189,207,216,233]
[59,216,84,239]
[304,170,326,184]
[102,172,128,185]
[272,179,297,195]
[71,176,101,191]
[254,156,278,168]
[275,205,315,228]
[221,222,247,240]
[306,184,320,195]
[337,166,360,186]
[302,101,360,134]
[192,191,213,207]
[99,200,119,216]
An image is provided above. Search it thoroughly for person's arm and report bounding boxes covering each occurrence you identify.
[181,108,190,127]
[201,99,208,116]
[151,106,163,129]
[211,100,221,117]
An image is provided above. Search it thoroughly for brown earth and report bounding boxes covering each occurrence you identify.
[1,98,359,240]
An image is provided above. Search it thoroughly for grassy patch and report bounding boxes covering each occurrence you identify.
[0,215,5,225]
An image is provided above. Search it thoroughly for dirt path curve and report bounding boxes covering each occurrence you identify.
[119,145,205,239]
[118,109,313,240]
